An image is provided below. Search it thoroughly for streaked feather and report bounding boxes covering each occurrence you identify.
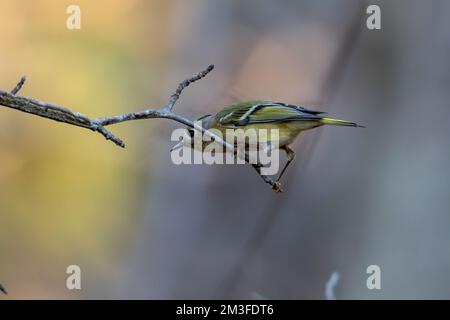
[214,101,324,126]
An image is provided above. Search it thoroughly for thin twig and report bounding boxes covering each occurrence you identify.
[11,76,26,95]
[165,64,215,112]
[0,65,278,191]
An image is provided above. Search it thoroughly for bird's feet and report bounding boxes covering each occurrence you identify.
[273,181,284,193]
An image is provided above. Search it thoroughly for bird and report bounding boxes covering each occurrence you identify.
[171,100,363,191]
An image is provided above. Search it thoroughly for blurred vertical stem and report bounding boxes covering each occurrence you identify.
[215,2,366,298]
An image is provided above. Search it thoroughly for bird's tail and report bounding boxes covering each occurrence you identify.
[320,117,365,128]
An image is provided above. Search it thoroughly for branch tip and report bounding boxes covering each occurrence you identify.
[165,64,215,112]
[94,125,125,148]
[11,75,26,95]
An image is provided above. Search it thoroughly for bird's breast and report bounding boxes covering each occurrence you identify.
[210,121,317,147]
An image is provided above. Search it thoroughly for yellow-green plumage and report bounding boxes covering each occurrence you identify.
[171,100,362,192]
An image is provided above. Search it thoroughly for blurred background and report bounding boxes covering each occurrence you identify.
[0,0,449,299]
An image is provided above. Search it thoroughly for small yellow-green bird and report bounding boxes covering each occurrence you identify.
[171,100,363,189]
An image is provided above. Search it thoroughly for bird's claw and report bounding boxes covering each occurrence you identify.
[273,181,284,193]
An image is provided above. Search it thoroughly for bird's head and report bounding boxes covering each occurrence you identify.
[170,127,195,152]
[170,114,213,152]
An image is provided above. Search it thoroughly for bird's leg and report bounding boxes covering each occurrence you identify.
[235,143,260,165]
[275,145,296,187]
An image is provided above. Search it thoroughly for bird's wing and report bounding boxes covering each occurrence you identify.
[217,101,325,126]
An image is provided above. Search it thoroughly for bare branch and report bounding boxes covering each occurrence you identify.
[0,65,278,191]
[0,89,124,147]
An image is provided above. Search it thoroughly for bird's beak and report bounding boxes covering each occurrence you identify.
[170,140,184,152]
